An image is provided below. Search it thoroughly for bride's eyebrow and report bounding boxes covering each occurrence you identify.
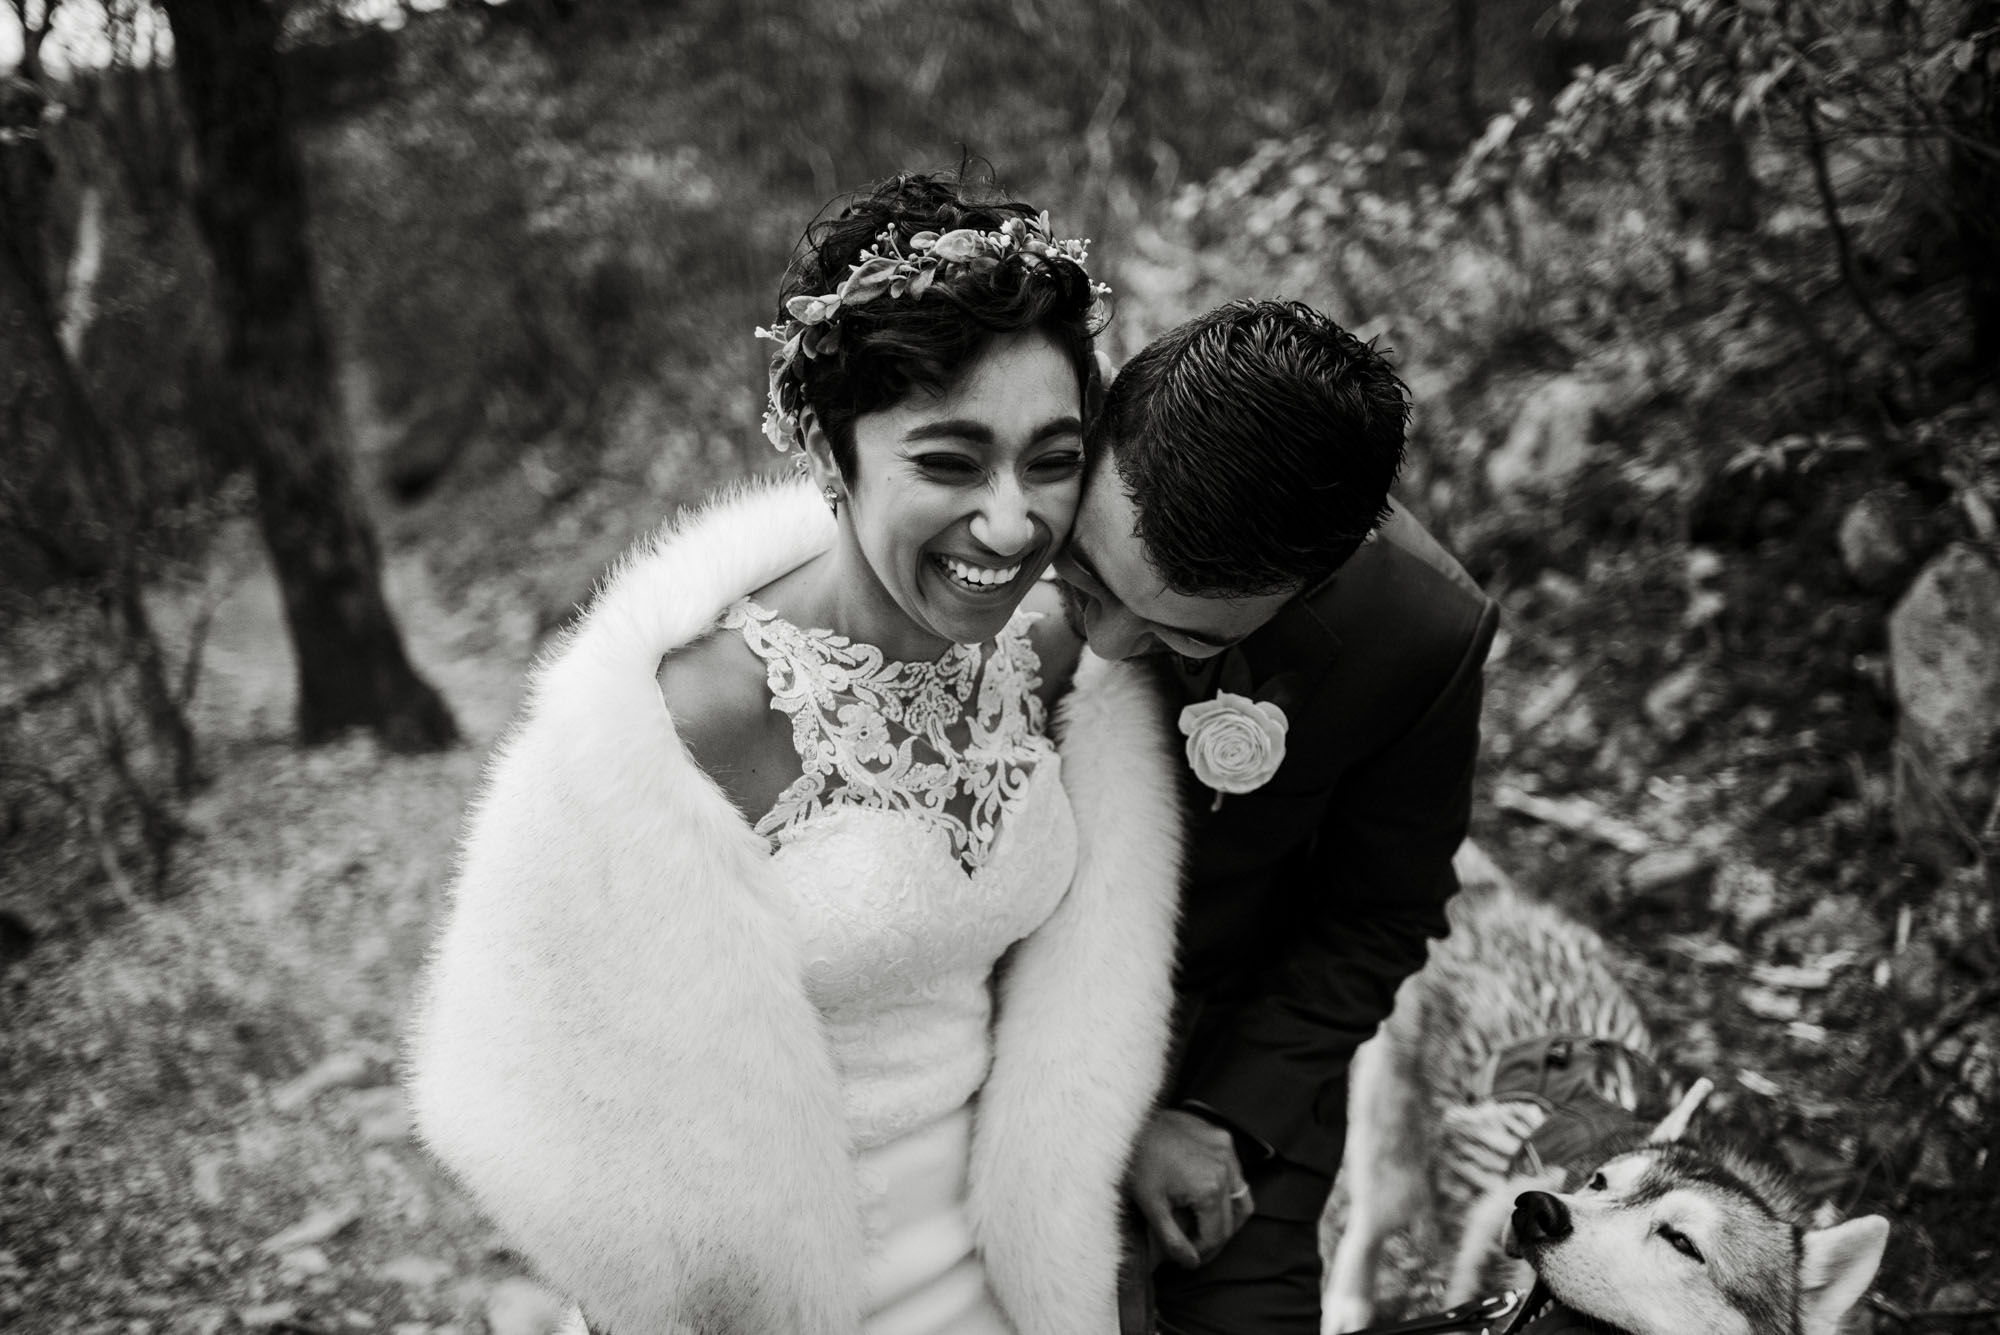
[902,417,1084,446]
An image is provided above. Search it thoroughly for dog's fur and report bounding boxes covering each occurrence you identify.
[1322,843,1888,1335]
[1324,841,1659,1330]
[1506,1140,1889,1335]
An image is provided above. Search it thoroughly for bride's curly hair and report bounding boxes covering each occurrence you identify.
[774,169,1109,475]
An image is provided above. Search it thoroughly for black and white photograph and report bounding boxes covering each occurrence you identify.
[2,0,1995,1332]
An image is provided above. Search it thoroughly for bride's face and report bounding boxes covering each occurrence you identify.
[814,330,1085,654]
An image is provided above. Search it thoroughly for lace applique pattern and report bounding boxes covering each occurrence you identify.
[723,598,1051,872]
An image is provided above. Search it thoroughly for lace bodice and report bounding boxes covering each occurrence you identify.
[722,598,1079,1151]
[725,598,1052,873]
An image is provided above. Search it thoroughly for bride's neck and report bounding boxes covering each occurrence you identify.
[774,538,969,664]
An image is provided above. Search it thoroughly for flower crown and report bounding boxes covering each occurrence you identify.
[755,213,1112,452]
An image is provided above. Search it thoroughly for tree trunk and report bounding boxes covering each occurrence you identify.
[3,75,199,795]
[159,0,457,752]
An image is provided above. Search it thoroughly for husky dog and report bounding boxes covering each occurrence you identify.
[1501,1139,1889,1335]
[1321,844,1887,1335]
[1323,841,1668,1331]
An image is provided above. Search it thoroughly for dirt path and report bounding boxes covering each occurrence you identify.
[2,524,569,1333]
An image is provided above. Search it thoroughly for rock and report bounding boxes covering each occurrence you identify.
[1887,544,2000,871]
[1624,847,1714,899]
[272,1051,376,1114]
[260,1201,360,1255]
[1838,490,1916,590]
[378,1254,454,1289]
[1485,374,1621,498]
[483,1276,568,1335]
[237,1303,301,1330]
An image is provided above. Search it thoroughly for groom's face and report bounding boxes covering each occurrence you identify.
[1054,460,1297,662]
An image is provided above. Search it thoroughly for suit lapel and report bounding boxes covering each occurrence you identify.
[1238,574,1342,712]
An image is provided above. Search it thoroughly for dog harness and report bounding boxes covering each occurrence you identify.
[1478,1033,1673,1183]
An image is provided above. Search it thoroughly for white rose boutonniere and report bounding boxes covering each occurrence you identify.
[1178,691,1289,809]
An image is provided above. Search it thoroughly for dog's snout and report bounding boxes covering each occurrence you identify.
[1512,1191,1572,1245]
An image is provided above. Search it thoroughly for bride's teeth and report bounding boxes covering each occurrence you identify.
[941,557,1021,588]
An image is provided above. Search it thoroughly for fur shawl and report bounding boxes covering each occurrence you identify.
[406,478,1183,1335]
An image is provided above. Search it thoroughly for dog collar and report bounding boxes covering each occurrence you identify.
[1495,1281,1630,1334]
[1349,1290,1524,1334]
[1345,1283,1632,1335]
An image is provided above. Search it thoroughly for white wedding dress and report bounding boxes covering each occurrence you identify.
[725,598,1079,1335]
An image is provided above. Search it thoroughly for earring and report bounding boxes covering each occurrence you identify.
[822,485,840,518]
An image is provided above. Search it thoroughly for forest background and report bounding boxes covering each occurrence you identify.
[2,0,1997,1331]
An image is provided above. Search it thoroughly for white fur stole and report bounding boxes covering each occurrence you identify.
[406,477,1182,1335]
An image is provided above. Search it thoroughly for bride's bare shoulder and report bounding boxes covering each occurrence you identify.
[654,621,790,818]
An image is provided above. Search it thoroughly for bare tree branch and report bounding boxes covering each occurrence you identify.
[1796,96,1921,358]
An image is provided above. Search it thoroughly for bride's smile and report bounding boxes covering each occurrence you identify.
[801,327,1087,658]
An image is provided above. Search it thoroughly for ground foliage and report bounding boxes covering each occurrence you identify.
[3,0,1997,1331]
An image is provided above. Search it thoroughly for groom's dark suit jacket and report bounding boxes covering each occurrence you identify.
[1160,502,1499,1216]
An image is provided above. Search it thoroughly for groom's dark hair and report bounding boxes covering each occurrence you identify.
[1094,300,1409,596]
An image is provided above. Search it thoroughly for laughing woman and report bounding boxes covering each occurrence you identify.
[405,173,1183,1335]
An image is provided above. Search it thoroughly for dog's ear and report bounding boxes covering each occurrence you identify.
[1797,1215,1889,1335]
[1647,1077,1713,1143]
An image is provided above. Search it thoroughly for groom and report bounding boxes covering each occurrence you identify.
[1056,300,1500,1334]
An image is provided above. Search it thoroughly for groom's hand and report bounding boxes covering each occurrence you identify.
[1128,1108,1254,1269]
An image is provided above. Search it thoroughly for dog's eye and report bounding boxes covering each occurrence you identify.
[1585,1172,1608,1192]
[1657,1223,1704,1262]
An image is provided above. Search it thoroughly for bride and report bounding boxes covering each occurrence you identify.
[405,172,1183,1334]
